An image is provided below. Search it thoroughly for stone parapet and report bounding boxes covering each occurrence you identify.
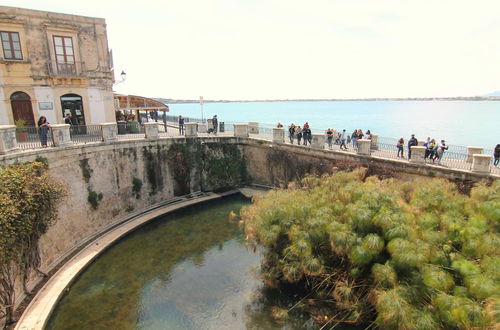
[234,124,249,138]
[144,122,159,140]
[409,146,426,164]
[185,123,198,137]
[272,128,284,143]
[357,139,371,155]
[248,122,259,134]
[197,123,208,133]
[100,123,117,142]
[371,134,379,150]
[0,125,19,155]
[472,154,491,173]
[50,124,72,147]
[467,146,483,163]
[311,133,325,149]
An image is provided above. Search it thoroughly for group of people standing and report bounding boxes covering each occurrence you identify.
[288,123,312,146]
[397,135,449,164]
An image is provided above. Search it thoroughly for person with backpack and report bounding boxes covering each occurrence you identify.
[326,129,334,149]
[407,134,418,159]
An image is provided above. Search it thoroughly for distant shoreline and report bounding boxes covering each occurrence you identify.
[155,97,500,104]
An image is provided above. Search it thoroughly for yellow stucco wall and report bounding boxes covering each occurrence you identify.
[0,6,115,125]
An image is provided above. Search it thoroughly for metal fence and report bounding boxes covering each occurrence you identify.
[69,125,103,144]
[16,127,53,150]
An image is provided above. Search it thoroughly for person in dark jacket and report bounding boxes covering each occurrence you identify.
[494,144,500,166]
[407,134,418,159]
[178,115,184,135]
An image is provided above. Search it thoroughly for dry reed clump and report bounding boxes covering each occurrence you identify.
[241,169,500,329]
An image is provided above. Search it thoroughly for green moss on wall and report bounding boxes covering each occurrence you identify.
[79,158,93,184]
[142,146,166,196]
[203,143,249,191]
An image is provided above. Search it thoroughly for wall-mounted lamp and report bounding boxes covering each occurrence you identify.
[114,70,127,86]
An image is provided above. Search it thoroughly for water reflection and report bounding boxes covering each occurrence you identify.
[47,195,359,329]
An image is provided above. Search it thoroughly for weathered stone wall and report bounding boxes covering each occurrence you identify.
[241,139,495,190]
[0,137,247,273]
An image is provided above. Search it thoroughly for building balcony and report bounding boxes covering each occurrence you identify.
[47,60,86,77]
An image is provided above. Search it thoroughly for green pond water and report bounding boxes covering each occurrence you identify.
[46,195,359,330]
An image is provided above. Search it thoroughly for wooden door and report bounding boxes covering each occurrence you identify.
[11,98,36,127]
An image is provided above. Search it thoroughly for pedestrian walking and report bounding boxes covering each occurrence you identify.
[339,129,348,150]
[365,130,372,140]
[295,126,302,145]
[408,134,418,159]
[435,140,448,165]
[423,137,431,160]
[277,122,283,128]
[303,126,311,146]
[397,138,404,158]
[494,144,500,166]
[178,115,184,135]
[212,115,218,134]
[37,116,50,147]
[288,124,295,143]
[429,139,437,162]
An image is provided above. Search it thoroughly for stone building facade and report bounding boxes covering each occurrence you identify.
[0,6,115,127]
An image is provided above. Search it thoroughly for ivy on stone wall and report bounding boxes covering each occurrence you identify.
[143,146,167,196]
[0,161,65,325]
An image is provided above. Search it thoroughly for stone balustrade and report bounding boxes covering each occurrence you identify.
[0,122,495,176]
[0,125,19,155]
[248,122,259,134]
[371,134,379,150]
[357,139,371,156]
[100,123,118,142]
[311,133,326,149]
[50,124,72,147]
[273,128,284,143]
[234,124,249,138]
[184,123,198,137]
[472,154,491,173]
[467,146,483,163]
[409,146,426,164]
[144,122,159,141]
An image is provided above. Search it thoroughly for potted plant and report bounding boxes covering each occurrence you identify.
[15,119,28,142]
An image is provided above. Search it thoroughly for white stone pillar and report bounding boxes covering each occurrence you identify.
[472,154,491,173]
[248,122,259,134]
[311,133,326,150]
[409,146,426,164]
[234,124,249,138]
[185,122,198,137]
[144,122,159,141]
[100,123,117,142]
[467,146,483,163]
[197,123,208,133]
[273,128,284,143]
[50,124,72,147]
[370,134,379,150]
[0,125,18,155]
[357,139,371,156]
[207,118,214,131]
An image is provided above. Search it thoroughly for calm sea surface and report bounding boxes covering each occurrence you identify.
[166,101,499,148]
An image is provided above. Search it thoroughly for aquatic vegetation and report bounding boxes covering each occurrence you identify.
[242,169,500,328]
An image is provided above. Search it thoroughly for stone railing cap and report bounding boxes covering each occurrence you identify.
[473,154,491,158]
[143,122,159,125]
[234,123,249,126]
[50,124,70,128]
[467,146,484,149]
[410,145,426,149]
[0,125,16,129]
[100,122,117,126]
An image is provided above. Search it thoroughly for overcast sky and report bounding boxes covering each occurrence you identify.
[3,0,500,100]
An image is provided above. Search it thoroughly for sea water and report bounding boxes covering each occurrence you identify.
[166,101,500,148]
